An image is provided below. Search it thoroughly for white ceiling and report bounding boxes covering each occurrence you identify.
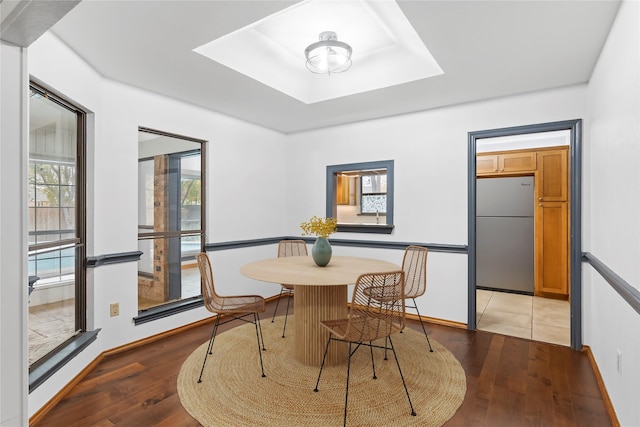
[192,0,444,104]
[48,0,621,134]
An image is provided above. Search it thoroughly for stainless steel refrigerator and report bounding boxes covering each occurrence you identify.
[476,176,534,294]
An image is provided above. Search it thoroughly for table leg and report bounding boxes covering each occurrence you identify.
[294,285,348,366]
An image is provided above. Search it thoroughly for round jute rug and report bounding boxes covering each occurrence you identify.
[177,316,466,426]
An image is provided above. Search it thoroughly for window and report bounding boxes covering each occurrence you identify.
[360,172,387,215]
[137,128,205,314]
[326,160,394,234]
[28,83,86,368]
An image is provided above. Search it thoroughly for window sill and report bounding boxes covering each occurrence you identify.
[133,297,204,325]
[29,329,100,393]
[336,224,394,234]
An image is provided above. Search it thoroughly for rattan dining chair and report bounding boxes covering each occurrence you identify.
[313,271,416,426]
[270,239,307,338]
[195,252,266,382]
[402,245,434,352]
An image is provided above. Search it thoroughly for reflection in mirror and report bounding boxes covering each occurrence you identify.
[336,169,387,224]
[137,128,205,312]
[327,160,394,234]
[28,83,84,367]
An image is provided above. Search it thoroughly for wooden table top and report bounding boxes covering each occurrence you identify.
[240,255,400,287]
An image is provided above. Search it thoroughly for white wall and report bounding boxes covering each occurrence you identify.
[584,1,640,425]
[26,14,640,421]
[27,32,289,416]
[0,40,29,427]
[287,85,587,324]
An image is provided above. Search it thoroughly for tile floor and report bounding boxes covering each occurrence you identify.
[31,266,202,365]
[28,298,77,365]
[476,289,570,346]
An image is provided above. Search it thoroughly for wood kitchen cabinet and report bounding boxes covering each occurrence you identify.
[536,148,568,202]
[476,155,499,174]
[534,147,569,297]
[477,151,537,175]
[535,201,569,296]
[336,175,350,205]
[477,145,569,298]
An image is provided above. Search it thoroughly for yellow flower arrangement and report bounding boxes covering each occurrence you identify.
[300,215,338,238]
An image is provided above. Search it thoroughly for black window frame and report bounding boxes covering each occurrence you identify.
[28,81,93,392]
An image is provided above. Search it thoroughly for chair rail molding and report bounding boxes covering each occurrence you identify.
[86,251,143,268]
[582,252,640,316]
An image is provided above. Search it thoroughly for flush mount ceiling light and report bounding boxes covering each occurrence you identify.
[304,31,352,75]
[193,0,443,104]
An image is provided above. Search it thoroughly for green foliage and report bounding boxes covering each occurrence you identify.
[181,178,201,206]
[29,163,75,207]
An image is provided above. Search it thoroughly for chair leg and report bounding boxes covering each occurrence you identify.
[388,336,417,417]
[206,317,220,356]
[413,298,434,352]
[253,313,266,378]
[271,287,285,323]
[281,289,292,338]
[198,315,221,383]
[256,312,266,351]
[343,342,353,427]
[369,341,377,379]
[313,335,332,392]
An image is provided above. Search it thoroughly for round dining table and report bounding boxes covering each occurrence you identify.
[240,255,400,366]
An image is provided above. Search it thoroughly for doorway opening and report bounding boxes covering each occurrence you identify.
[467,120,582,350]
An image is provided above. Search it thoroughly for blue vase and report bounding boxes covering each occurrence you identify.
[312,237,332,267]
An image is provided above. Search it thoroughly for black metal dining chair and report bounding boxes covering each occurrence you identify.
[196,252,267,382]
[271,239,307,337]
[313,270,416,426]
[402,245,434,352]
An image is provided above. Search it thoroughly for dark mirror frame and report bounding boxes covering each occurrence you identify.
[134,126,207,325]
[326,160,394,234]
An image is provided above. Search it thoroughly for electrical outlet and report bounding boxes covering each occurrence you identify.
[616,349,622,375]
[110,303,120,317]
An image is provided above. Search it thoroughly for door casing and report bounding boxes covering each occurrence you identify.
[467,119,582,350]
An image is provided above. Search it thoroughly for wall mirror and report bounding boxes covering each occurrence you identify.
[137,127,206,314]
[326,160,394,234]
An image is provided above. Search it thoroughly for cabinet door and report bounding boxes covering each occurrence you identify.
[336,175,350,205]
[499,151,537,173]
[535,202,568,296]
[537,149,568,201]
[477,155,498,175]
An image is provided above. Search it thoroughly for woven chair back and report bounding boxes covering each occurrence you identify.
[402,246,428,299]
[196,253,226,313]
[278,240,308,257]
[343,271,405,343]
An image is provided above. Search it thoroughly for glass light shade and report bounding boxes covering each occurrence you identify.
[305,31,352,75]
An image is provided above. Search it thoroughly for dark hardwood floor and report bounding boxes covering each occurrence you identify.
[33,298,612,427]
